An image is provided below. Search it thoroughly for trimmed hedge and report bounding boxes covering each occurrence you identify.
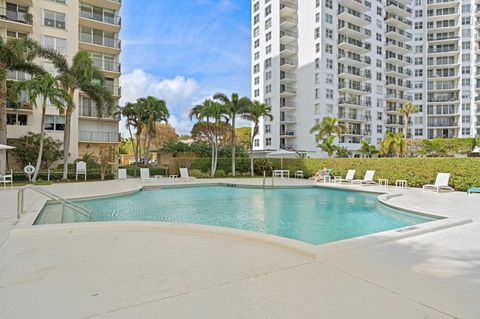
[123,166,167,177]
[189,158,251,174]
[262,158,480,191]
[12,170,115,182]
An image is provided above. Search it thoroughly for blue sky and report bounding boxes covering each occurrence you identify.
[119,0,251,134]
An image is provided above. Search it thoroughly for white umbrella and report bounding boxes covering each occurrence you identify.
[0,144,15,150]
[266,149,298,170]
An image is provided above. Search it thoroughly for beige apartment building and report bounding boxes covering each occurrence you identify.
[1,0,121,166]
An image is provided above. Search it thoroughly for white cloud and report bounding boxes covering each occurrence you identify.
[119,69,206,135]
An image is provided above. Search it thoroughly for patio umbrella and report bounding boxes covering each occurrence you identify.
[0,144,15,150]
[266,149,298,170]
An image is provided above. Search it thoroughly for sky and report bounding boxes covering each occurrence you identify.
[119,0,252,135]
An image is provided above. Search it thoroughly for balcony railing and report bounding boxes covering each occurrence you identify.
[105,85,121,96]
[280,101,296,109]
[79,106,120,119]
[338,82,371,92]
[338,68,371,78]
[79,131,120,143]
[7,100,31,110]
[385,13,412,27]
[338,53,371,65]
[280,86,297,94]
[337,6,371,23]
[338,98,371,107]
[280,115,296,122]
[338,36,371,50]
[280,1,298,11]
[280,130,296,137]
[7,70,30,81]
[0,7,32,25]
[386,26,412,39]
[92,58,121,72]
[79,10,121,26]
[79,32,121,49]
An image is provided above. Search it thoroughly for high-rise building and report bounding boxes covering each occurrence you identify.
[251,0,479,156]
[2,0,122,164]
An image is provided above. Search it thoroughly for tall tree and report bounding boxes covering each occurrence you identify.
[242,101,273,176]
[318,135,337,158]
[44,50,114,179]
[0,38,48,174]
[121,101,142,163]
[358,140,379,158]
[309,116,347,142]
[398,102,419,139]
[10,73,70,181]
[137,96,169,164]
[189,99,226,177]
[213,92,251,177]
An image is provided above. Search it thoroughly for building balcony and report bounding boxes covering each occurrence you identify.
[337,21,371,40]
[385,13,412,30]
[385,39,412,54]
[280,86,297,97]
[279,30,297,44]
[428,71,457,80]
[385,26,412,42]
[6,99,32,111]
[280,130,296,138]
[338,97,371,108]
[92,58,121,73]
[338,112,369,122]
[280,43,297,57]
[337,6,371,27]
[427,83,459,91]
[280,57,297,70]
[83,0,122,10]
[338,53,370,68]
[79,10,121,32]
[279,1,297,16]
[385,66,411,79]
[427,34,460,43]
[427,46,459,56]
[280,115,296,123]
[427,9,459,22]
[79,32,121,53]
[337,36,370,55]
[385,0,412,18]
[385,52,412,67]
[6,70,30,81]
[338,0,370,13]
[427,23,459,34]
[338,67,371,81]
[280,16,297,28]
[0,7,32,32]
[79,130,120,143]
[385,93,412,103]
[280,72,296,83]
[427,0,459,8]
[386,80,411,90]
[427,94,459,103]
[338,82,371,95]
[105,85,121,97]
[280,101,296,109]
[427,120,459,128]
[79,106,120,120]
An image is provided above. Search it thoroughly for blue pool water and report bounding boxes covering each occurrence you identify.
[35,186,436,245]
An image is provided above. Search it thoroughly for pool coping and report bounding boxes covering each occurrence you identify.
[14,182,474,259]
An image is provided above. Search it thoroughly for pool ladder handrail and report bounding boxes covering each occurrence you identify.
[17,185,93,220]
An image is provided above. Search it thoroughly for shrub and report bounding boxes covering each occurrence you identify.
[123,166,167,177]
[188,169,208,178]
[214,169,226,178]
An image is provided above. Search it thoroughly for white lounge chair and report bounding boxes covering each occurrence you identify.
[179,168,196,181]
[351,170,377,185]
[118,168,127,180]
[0,170,13,188]
[76,161,87,181]
[335,169,356,183]
[140,168,154,183]
[423,173,454,192]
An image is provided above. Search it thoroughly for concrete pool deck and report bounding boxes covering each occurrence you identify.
[0,178,479,318]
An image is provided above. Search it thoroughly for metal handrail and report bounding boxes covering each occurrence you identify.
[17,185,93,220]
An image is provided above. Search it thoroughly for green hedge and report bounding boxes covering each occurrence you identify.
[123,166,167,177]
[190,158,251,174]
[265,158,480,191]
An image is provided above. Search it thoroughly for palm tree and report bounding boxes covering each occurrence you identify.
[213,92,251,177]
[120,101,142,163]
[309,116,347,142]
[380,132,406,157]
[359,140,379,158]
[10,73,70,181]
[242,101,273,176]
[0,38,49,174]
[318,135,337,158]
[44,50,114,179]
[190,99,227,176]
[398,102,419,139]
[137,96,169,164]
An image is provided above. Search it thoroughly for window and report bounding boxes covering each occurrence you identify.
[253,63,260,73]
[264,58,271,68]
[253,14,259,24]
[253,2,259,12]
[325,13,332,24]
[42,36,67,55]
[265,138,271,146]
[265,18,272,29]
[265,84,271,93]
[254,27,260,37]
[254,39,260,48]
[254,89,260,97]
[50,0,66,3]
[265,71,271,81]
[326,89,333,99]
[265,4,271,16]
[265,124,271,133]
[325,44,333,54]
[326,59,333,69]
[254,51,260,60]
[325,0,332,9]
[44,115,65,131]
[462,128,471,136]
[266,44,271,54]
[377,125,383,133]
[44,10,66,30]
[254,139,260,147]
[6,113,27,126]
[266,32,271,41]
[326,73,333,84]
[314,103,320,114]
[254,77,260,85]
[414,129,423,136]
[314,27,320,39]
[325,29,333,39]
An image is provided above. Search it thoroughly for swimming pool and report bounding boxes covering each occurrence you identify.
[35,186,436,245]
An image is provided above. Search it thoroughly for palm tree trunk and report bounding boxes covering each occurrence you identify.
[403,114,408,139]
[32,99,47,182]
[0,77,7,175]
[144,133,152,164]
[62,109,73,180]
[212,131,218,177]
[210,142,215,177]
[231,117,236,177]
[127,124,136,163]
[250,136,254,177]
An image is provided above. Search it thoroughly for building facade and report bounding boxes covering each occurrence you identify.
[1,0,121,165]
[251,0,479,155]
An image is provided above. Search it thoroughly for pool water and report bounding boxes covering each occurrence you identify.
[35,186,436,245]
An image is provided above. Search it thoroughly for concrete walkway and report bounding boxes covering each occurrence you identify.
[0,178,479,318]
